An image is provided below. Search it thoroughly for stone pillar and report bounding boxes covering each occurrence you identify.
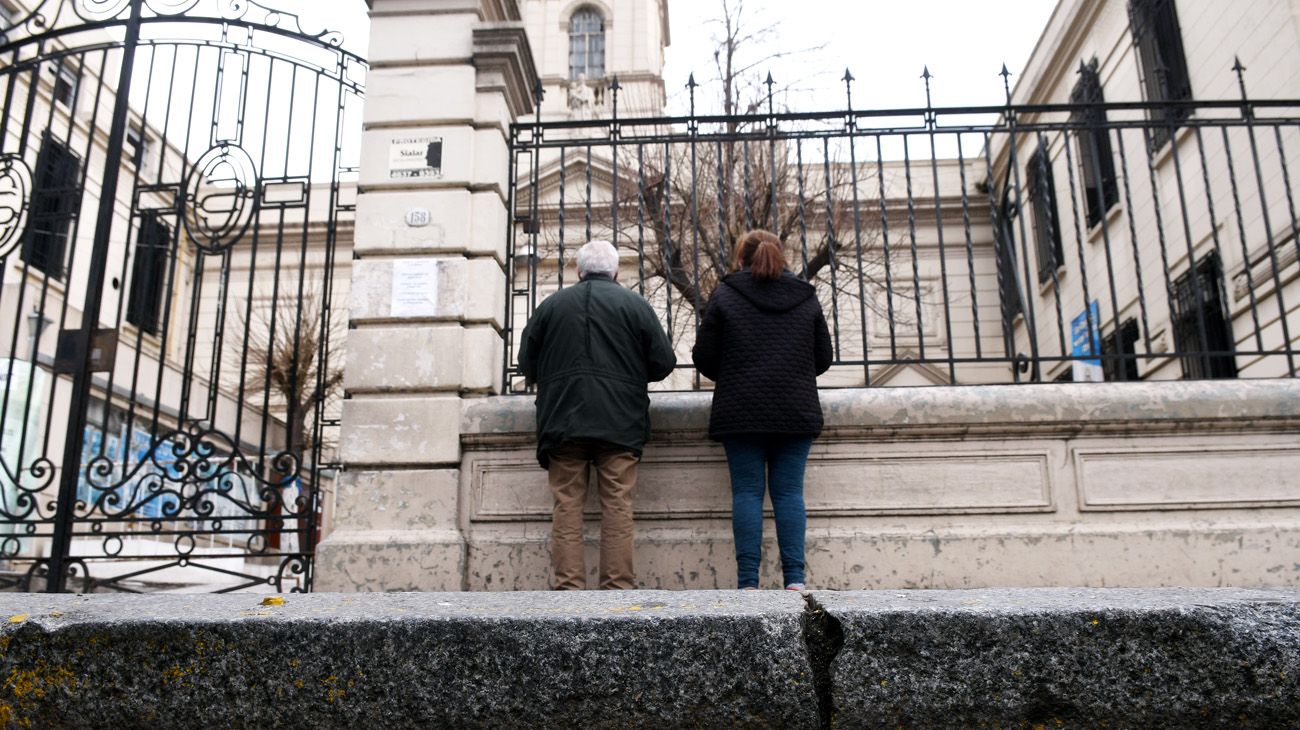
[315,0,537,591]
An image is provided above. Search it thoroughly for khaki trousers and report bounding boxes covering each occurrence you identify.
[547,441,639,590]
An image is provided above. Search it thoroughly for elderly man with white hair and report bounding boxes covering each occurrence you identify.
[519,239,676,590]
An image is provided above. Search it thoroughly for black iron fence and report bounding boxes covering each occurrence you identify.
[0,0,362,592]
[505,65,1300,391]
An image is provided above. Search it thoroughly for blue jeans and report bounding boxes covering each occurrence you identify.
[722,436,814,588]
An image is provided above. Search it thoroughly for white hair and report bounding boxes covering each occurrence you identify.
[576,239,619,279]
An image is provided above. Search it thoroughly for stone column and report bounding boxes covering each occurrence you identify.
[315,0,537,591]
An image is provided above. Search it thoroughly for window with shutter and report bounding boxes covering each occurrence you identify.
[1101,318,1142,381]
[1070,60,1119,228]
[22,134,81,279]
[1026,146,1064,284]
[126,214,171,335]
[1129,0,1192,146]
[1171,252,1237,379]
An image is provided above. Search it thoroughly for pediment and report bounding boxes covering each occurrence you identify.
[870,353,954,386]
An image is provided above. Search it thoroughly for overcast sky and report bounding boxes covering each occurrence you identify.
[660,0,1059,114]
[309,0,1057,113]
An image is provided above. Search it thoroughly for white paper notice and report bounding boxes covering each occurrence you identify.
[390,259,439,317]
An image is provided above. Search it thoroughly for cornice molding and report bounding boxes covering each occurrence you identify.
[473,22,541,119]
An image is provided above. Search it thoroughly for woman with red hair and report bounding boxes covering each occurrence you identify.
[692,230,833,590]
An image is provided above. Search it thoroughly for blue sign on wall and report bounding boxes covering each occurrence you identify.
[1071,300,1104,382]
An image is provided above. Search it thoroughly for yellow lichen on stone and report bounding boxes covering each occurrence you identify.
[3,659,79,724]
[7,615,26,624]
[7,663,77,700]
[161,663,199,689]
[261,596,285,607]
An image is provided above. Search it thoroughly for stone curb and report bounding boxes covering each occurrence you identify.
[0,588,1297,728]
[813,587,1300,729]
[0,590,817,729]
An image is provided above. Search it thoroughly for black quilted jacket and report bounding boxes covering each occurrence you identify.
[691,270,833,441]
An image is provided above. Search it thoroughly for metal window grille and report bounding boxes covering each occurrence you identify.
[22,134,81,279]
[1101,318,1141,382]
[568,8,605,81]
[1071,60,1120,228]
[1129,0,1192,143]
[1026,146,1064,284]
[1172,252,1237,380]
[991,175,1026,326]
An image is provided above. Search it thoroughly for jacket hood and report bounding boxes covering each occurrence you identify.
[721,270,815,313]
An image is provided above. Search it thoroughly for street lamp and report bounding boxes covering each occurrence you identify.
[25,311,50,363]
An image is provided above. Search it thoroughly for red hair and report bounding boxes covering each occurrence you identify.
[733,230,786,281]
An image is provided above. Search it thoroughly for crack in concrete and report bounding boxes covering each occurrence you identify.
[801,593,845,730]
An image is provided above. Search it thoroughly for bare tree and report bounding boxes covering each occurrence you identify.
[584,1,897,346]
[234,284,344,550]
[520,0,922,367]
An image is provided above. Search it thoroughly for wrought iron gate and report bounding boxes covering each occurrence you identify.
[0,0,364,592]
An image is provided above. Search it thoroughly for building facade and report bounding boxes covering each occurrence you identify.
[2,0,1297,593]
[992,0,1300,384]
[323,0,1300,593]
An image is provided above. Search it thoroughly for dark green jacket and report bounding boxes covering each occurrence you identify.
[519,274,676,468]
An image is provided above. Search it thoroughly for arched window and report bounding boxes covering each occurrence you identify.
[568,8,605,81]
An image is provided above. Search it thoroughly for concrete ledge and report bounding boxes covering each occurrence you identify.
[0,591,817,729]
[461,380,1300,438]
[1,589,1297,728]
[814,587,1300,728]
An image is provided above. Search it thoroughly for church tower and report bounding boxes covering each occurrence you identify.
[521,0,670,119]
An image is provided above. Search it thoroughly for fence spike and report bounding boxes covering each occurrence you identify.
[1232,56,1251,116]
[1000,63,1013,103]
[686,72,698,122]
